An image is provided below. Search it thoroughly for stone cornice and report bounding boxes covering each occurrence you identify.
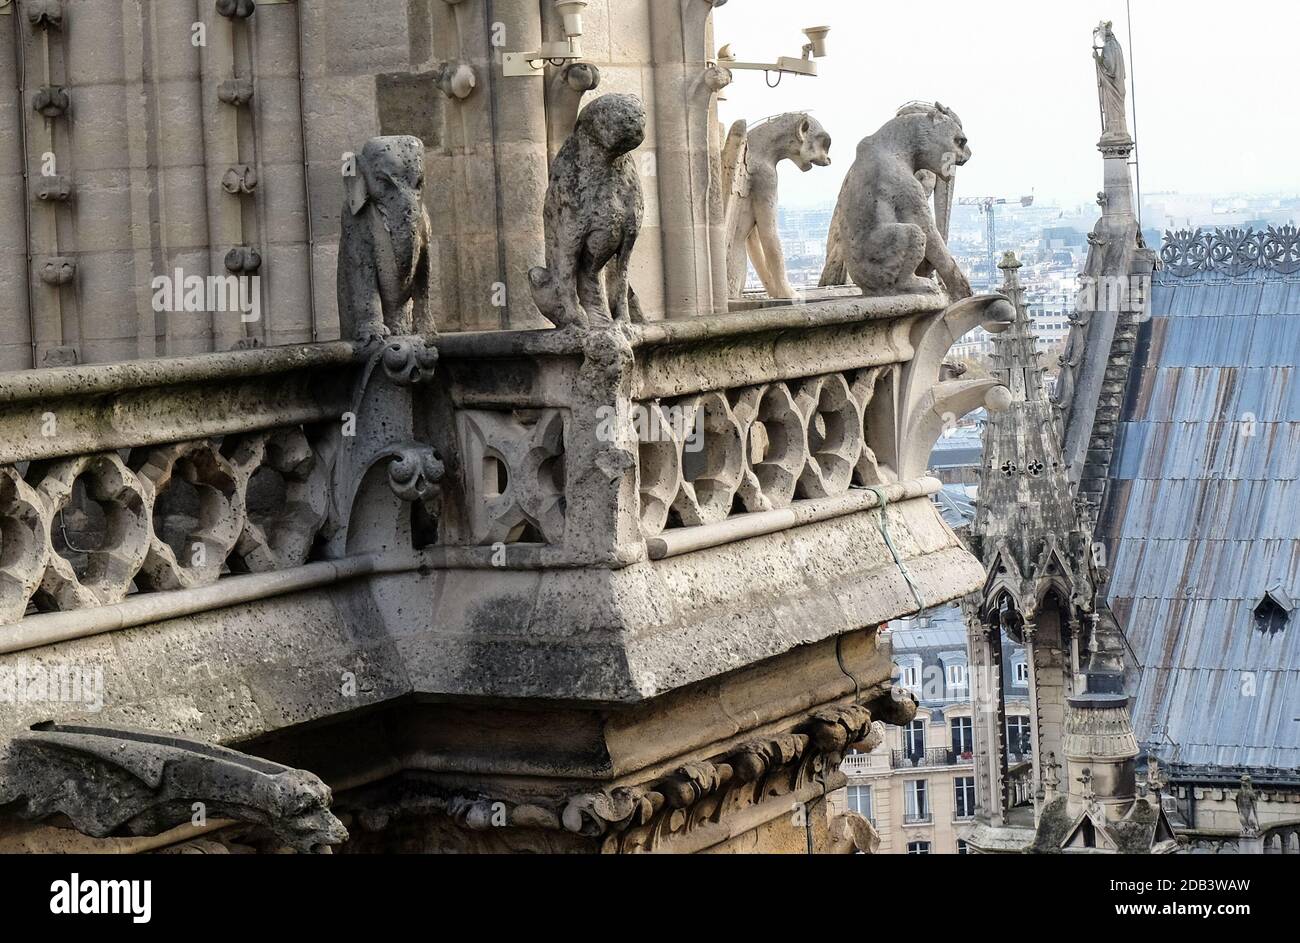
[342,700,907,853]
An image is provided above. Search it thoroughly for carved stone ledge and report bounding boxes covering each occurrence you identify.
[38,256,76,286]
[343,702,881,854]
[217,77,254,107]
[0,724,347,853]
[34,175,73,203]
[26,0,63,29]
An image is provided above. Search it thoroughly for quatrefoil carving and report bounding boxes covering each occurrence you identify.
[0,468,51,623]
[457,409,566,544]
[34,453,151,611]
[634,368,886,538]
[731,383,807,513]
[794,373,862,499]
[132,441,243,591]
[225,428,329,572]
[671,393,744,527]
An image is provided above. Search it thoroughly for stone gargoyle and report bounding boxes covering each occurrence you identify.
[529,93,645,330]
[820,102,972,299]
[338,135,435,342]
[0,723,348,853]
[722,112,832,299]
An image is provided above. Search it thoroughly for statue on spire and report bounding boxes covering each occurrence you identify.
[1092,21,1129,143]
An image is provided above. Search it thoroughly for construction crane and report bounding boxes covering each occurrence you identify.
[957,194,1035,286]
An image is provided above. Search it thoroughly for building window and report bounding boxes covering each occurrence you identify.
[901,663,921,688]
[950,716,973,757]
[905,779,929,823]
[1014,660,1030,684]
[846,784,873,823]
[907,841,931,855]
[957,839,970,855]
[954,775,976,819]
[947,663,967,691]
[904,719,925,760]
[1007,716,1032,758]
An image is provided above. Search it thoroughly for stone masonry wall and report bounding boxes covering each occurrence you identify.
[0,0,705,367]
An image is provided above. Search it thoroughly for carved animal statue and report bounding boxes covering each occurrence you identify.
[819,102,972,299]
[722,113,832,299]
[530,93,645,330]
[337,135,434,342]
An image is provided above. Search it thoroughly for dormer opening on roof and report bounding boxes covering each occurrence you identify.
[1253,587,1293,635]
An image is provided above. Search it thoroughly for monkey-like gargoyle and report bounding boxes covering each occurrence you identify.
[337,135,434,342]
[820,102,972,299]
[530,93,645,330]
[722,112,832,299]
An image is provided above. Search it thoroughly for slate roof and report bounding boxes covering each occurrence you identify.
[933,486,976,530]
[1100,256,1300,776]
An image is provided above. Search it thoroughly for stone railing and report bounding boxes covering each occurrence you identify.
[1159,225,1300,278]
[404,290,1014,703]
[0,288,1012,714]
[433,291,1016,569]
[0,342,373,651]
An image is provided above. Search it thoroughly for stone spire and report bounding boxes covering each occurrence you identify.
[988,252,1048,404]
[1054,21,1157,510]
[971,252,1079,577]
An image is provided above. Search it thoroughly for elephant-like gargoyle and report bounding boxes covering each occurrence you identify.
[337,135,435,343]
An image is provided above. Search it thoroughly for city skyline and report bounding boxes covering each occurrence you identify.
[715,0,1300,208]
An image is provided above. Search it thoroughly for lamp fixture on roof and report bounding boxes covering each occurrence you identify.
[503,0,589,76]
[715,25,830,87]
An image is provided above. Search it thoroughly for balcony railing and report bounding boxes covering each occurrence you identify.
[841,752,886,775]
[891,747,973,768]
[1007,760,1035,808]
[903,811,933,825]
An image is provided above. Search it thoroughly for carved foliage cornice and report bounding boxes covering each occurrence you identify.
[1160,225,1300,278]
[349,703,886,854]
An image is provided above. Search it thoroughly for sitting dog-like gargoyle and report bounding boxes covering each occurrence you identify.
[821,102,972,299]
[530,93,646,330]
[338,135,434,342]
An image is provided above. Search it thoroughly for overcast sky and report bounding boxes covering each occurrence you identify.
[713,0,1300,208]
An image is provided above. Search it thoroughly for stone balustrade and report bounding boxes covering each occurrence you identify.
[0,343,364,641]
[0,287,1011,735]
[432,289,1015,571]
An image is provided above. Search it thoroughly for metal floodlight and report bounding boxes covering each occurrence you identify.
[717,25,831,86]
[802,26,830,59]
[504,0,588,76]
[554,0,588,39]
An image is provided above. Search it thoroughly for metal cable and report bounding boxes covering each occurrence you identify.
[866,486,925,611]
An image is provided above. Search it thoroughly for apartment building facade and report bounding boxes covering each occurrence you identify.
[832,605,1030,853]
